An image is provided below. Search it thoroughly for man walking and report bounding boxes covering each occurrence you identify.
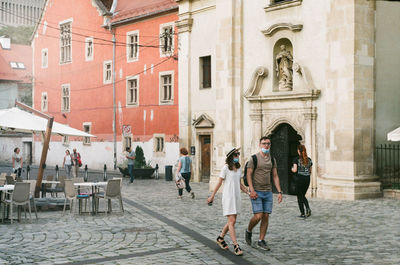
[245,136,283,250]
[72,148,81,178]
[126,147,136,183]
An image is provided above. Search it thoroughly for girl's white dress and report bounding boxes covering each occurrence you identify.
[220,164,242,216]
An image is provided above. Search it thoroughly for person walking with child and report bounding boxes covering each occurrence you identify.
[291,144,313,218]
[207,148,249,256]
[175,147,194,199]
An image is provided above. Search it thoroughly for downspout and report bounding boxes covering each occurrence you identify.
[110,0,117,170]
[112,30,117,170]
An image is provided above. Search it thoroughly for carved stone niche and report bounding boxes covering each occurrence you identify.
[274,38,294,92]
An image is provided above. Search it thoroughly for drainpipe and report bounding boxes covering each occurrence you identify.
[112,30,117,170]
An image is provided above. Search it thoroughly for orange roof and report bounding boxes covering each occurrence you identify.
[0,43,32,83]
[111,0,178,25]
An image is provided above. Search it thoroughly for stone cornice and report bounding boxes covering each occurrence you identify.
[176,18,193,33]
[264,0,302,13]
[261,23,303,37]
[246,90,320,102]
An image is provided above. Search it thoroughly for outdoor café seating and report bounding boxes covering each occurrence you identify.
[1,182,32,224]
[94,178,124,215]
[63,179,90,216]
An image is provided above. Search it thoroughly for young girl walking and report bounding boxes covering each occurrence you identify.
[207,148,249,256]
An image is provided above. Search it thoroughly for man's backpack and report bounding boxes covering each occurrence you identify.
[243,154,275,187]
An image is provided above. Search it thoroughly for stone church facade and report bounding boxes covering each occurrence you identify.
[176,0,400,200]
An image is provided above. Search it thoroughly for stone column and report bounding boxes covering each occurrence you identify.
[249,103,262,153]
[304,111,318,197]
[176,3,193,150]
[320,0,381,200]
[209,0,243,191]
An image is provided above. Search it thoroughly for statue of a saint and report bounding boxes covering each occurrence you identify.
[275,45,293,91]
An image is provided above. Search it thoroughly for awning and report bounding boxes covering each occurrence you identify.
[0,107,95,137]
[388,127,400,142]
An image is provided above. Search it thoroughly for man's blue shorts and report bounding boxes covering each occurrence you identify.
[250,191,273,214]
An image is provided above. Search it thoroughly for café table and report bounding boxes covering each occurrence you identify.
[41,180,60,198]
[74,182,107,215]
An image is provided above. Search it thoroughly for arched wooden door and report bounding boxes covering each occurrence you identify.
[269,123,302,195]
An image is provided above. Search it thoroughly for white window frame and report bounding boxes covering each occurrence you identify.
[159,71,174,105]
[83,122,91,145]
[103,60,112,84]
[85,37,94,61]
[126,30,139,62]
[41,48,48,68]
[41,92,48,112]
[61,84,70,112]
[159,22,174,57]
[153,134,165,153]
[123,135,132,151]
[126,75,139,107]
[59,18,73,64]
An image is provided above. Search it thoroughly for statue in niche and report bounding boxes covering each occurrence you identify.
[275,45,293,91]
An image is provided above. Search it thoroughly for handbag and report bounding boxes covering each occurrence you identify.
[176,178,186,189]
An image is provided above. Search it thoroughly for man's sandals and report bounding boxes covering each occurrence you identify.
[216,236,229,250]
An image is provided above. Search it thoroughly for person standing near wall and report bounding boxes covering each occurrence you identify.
[12,147,23,177]
[126,147,136,183]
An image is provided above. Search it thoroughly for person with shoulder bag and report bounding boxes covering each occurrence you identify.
[245,136,283,251]
[175,147,194,199]
[291,144,313,218]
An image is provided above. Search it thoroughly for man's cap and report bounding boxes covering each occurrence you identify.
[226,147,240,157]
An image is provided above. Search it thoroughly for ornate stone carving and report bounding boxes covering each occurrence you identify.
[275,45,293,91]
[262,23,303,37]
[192,113,214,128]
[244,67,268,97]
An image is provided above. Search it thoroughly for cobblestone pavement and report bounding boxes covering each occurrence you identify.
[0,178,399,265]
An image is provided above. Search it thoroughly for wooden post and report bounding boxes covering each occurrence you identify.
[15,101,54,197]
[35,118,53,197]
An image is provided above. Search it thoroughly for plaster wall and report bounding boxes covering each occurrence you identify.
[375,1,400,145]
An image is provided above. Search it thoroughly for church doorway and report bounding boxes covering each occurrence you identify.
[269,123,302,195]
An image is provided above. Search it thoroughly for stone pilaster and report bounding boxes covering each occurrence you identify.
[320,0,381,200]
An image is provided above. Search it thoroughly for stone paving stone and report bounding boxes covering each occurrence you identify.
[1,178,399,264]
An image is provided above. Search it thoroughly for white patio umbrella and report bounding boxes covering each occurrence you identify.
[0,107,94,137]
[387,126,400,142]
[1,104,95,196]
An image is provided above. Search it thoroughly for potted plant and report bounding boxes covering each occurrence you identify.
[117,146,156,179]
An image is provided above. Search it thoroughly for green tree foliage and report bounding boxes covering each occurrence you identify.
[134,146,146,168]
[0,25,34,45]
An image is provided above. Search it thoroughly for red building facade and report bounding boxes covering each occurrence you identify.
[32,0,179,171]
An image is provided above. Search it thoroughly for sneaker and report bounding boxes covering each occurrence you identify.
[298,214,306,219]
[257,240,270,251]
[245,230,252,245]
[306,209,311,217]
[177,196,182,200]
[191,192,195,199]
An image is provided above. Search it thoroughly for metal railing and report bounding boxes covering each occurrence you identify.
[376,144,400,189]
